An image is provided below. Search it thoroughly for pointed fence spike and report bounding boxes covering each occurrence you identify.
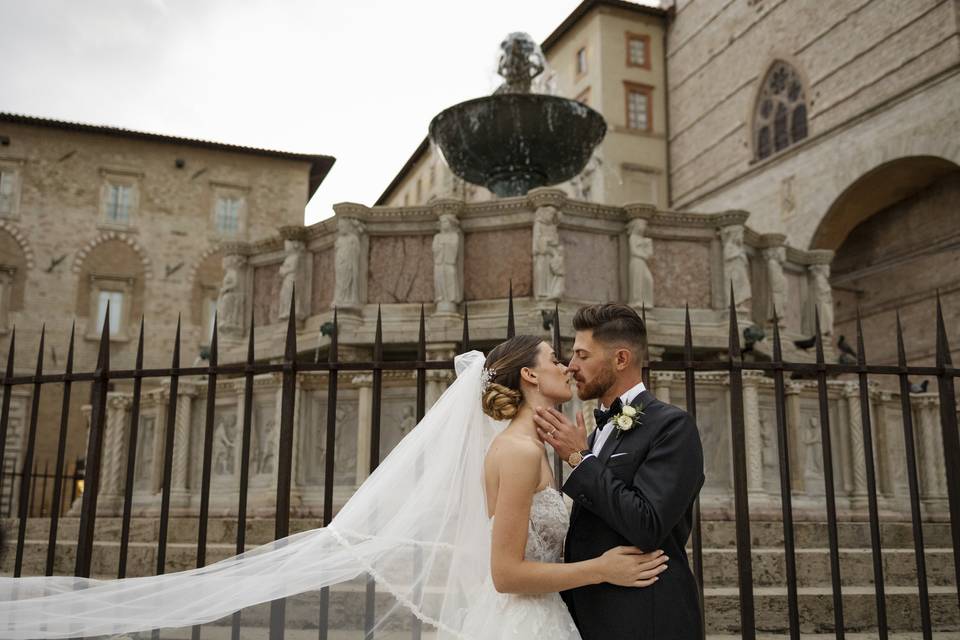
[171,315,181,368]
[552,302,562,361]
[329,307,339,364]
[814,307,825,365]
[855,306,867,365]
[3,328,14,379]
[641,302,647,326]
[96,301,111,371]
[936,291,953,367]
[65,322,76,373]
[684,304,693,361]
[772,307,783,363]
[507,281,515,339]
[418,304,426,361]
[895,311,907,367]
[461,302,470,352]
[284,288,297,362]
[246,306,256,365]
[209,310,219,367]
[727,286,741,359]
[134,317,144,369]
[374,304,383,361]
[34,325,46,376]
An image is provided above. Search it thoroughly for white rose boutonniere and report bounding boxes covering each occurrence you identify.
[612,402,644,438]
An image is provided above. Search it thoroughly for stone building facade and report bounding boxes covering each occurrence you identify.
[0,113,333,507]
[663,0,960,365]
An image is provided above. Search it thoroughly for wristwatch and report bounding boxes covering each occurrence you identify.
[567,449,592,468]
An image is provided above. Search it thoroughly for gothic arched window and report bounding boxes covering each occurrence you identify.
[754,61,808,161]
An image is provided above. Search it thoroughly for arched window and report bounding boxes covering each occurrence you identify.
[754,61,808,161]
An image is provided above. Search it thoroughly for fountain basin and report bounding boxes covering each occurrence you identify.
[429,94,606,198]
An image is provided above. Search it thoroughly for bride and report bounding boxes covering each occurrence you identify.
[0,336,665,639]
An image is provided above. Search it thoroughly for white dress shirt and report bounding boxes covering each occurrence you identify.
[572,381,647,471]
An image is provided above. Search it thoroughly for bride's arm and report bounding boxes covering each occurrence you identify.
[490,441,666,594]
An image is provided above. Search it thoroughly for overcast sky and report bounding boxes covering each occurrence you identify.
[0,0,657,224]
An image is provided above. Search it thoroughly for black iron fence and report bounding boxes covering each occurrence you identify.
[0,288,958,640]
[1,460,83,519]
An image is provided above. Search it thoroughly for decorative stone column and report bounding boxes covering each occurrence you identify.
[807,250,835,336]
[431,200,464,314]
[426,344,457,409]
[760,234,787,325]
[528,188,566,303]
[170,381,197,509]
[650,371,673,404]
[217,242,251,339]
[277,226,310,323]
[843,383,868,508]
[784,381,805,493]
[353,374,373,485]
[742,371,765,499]
[914,395,946,504]
[624,203,655,309]
[332,205,368,312]
[99,394,133,514]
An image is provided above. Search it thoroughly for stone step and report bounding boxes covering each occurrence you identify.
[702,585,959,634]
[4,537,955,590]
[6,517,955,549]
[59,583,960,635]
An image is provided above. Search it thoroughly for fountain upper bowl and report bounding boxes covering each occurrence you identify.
[428,93,606,198]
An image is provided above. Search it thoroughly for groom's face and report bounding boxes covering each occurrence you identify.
[568,330,616,402]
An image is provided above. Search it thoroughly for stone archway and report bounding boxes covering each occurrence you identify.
[815,156,960,365]
[811,156,959,251]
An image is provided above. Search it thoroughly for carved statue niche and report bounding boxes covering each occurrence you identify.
[721,225,752,310]
[533,204,564,301]
[333,218,364,308]
[627,218,654,308]
[432,213,463,313]
[278,238,307,322]
[217,253,247,336]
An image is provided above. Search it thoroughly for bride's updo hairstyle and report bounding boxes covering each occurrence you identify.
[481,334,544,421]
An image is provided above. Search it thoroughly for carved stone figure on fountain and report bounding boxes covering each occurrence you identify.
[217,253,247,337]
[533,204,564,301]
[721,224,752,311]
[627,217,655,308]
[764,244,787,326]
[432,213,463,313]
[278,238,307,322]
[494,32,544,95]
[809,262,834,336]
[333,217,364,309]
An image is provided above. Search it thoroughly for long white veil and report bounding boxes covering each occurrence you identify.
[0,350,499,638]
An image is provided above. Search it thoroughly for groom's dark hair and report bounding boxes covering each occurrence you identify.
[573,304,647,364]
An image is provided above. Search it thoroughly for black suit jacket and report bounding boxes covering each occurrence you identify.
[562,390,704,640]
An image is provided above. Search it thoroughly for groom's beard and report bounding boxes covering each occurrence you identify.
[575,362,617,402]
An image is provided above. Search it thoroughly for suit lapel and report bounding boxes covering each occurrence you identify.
[597,391,653,464]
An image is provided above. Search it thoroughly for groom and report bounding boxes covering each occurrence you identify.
[535,303,704,639]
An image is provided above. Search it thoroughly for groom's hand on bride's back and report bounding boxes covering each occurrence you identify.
[594,546,668,588]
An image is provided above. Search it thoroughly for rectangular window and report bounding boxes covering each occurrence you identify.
[0,170,15,216]
[626,33,651,69]
[576,47,588,76]
[625,83,653,132]
[105,184,133,224]
[96,290,124,336]
[215,196,243,235]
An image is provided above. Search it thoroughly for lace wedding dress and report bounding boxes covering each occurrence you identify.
[462,486,582,639]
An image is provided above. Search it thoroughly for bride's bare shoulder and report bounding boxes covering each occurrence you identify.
[488,431,543,466]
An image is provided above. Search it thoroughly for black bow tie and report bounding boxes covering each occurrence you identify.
[593,398,623,429]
